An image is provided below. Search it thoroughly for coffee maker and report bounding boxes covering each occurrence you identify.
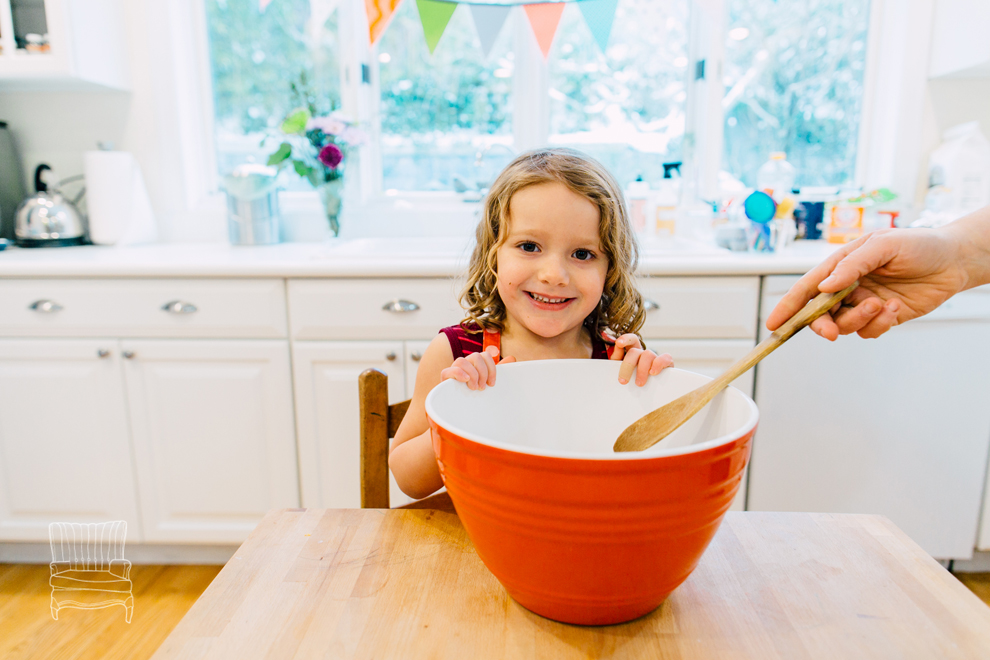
[0,121,26,241]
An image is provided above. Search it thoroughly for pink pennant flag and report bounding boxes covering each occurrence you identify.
[366,0,405,44]
[523,3,565,59]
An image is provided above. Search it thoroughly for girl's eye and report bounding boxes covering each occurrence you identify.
[519,242,539,253]
[573,249,595,261]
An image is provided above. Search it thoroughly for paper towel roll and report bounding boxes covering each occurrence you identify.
[84,150,158,246]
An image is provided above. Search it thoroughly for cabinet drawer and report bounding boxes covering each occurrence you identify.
[288,279,465,340]
[637,277,760,339]
[0,279,287,338]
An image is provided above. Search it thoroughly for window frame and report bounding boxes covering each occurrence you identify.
[172,0,920,238]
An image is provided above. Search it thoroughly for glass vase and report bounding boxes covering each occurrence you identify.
[317,178,344,237]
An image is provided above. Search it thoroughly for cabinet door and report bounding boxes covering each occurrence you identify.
[405,340,431,400]
[645,338,756,512]
[292,341,405,509]
[0,339,141,540]
[122,340,298,543]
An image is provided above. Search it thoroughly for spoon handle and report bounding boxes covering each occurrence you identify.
[708,281,859,393]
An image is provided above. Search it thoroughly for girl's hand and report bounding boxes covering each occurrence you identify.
[611,334,674,386]
[440,345,517,390]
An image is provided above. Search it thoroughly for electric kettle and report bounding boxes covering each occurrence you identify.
[15,164,88,247]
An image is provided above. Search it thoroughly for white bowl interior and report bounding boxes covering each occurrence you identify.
[426,360,759,460]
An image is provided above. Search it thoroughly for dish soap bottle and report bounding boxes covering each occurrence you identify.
[654,162,681,238]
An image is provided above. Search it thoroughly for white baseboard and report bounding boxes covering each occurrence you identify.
[0,542,238,565]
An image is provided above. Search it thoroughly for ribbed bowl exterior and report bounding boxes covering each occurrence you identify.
[429,419,754,625]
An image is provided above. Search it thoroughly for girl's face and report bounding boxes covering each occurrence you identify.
[496,182,608,342]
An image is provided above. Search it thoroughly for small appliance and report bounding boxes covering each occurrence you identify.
[14,164,88,247]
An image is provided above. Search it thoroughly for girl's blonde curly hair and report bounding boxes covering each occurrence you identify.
[460,147,645,342]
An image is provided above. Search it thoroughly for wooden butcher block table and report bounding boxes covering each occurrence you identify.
[152,506,990,659]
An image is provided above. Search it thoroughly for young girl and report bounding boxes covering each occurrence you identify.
[390,148,674,499]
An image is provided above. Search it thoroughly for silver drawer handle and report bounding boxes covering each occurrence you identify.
[122,351,136,360]
[386,351,397,361]
[411,352,422,362]
[382,299,420,313]
[29,299,63,313]
[644,299,661,312]
[97,349,111,359]
[162,300,198,314]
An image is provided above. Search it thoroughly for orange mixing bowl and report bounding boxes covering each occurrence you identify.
[425,360,758,625]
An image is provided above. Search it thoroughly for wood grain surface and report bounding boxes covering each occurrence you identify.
[151,509,990,659]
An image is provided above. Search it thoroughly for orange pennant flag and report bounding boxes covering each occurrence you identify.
[523,3,565,59]
[366,0,405,44]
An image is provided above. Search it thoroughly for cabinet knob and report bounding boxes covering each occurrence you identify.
[29,299,63,313]
[411,352,422,362]
[386,351,397,361]
[382,299,420,313]
[122,351,136,360]
[644,299,661,312]
[162,300,198,314]
[97,349,111,359]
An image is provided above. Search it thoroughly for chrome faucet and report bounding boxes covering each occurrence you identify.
[474,142,516,168]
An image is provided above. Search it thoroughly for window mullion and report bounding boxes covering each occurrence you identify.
[685,0,726,203]
[340,0,382,202]
[513,9,549,152]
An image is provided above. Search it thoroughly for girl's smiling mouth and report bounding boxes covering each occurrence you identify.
[527,291,575,309]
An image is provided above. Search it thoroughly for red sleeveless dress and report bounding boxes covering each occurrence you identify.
[440,323,613,362]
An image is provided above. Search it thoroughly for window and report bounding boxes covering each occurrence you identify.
[377,1,513,192]
[202,0,874,205]
[722,0,871,188]
[205,0,341,191]
[548,0,689,188]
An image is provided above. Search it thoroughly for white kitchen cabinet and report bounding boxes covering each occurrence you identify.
[292,340,413,510]
[0,0,127,90]
[404,339,430,399]
[0,339,141,540]
[645,338,756,512]
[748,277,990,559]
[929,0,990,78]
[122,339,298,544]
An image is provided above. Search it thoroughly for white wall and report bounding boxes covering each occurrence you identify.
[0,0,224,243]
[919,78,990,200]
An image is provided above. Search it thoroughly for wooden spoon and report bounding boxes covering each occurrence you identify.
[613,281,859,453]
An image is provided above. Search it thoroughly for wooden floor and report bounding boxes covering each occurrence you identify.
[0,563,221,660]
[1,563,988,659]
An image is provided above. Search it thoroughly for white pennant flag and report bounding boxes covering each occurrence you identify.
[469,4,512,58]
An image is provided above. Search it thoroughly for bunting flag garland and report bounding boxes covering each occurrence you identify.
[469,4,512,58]
[417,0,459,53]
[523,3,565,59]
[576,0,618,53]
[362,0,622,60]
[366,0,405,44]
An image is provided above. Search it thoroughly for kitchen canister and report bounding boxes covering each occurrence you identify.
[83,146,158,245]
[223,164,281,245]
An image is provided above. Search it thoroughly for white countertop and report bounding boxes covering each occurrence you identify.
[0,236,839,278]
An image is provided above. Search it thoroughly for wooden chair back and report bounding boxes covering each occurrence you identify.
[358,368,410,508]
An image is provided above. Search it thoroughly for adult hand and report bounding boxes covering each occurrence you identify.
[611,333,675,386]
[440,345,515,390]
[766,228,970,340]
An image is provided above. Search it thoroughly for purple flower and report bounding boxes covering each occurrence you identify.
[318,143,343,169]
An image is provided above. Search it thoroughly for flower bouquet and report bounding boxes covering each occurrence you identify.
[267,105,365,237]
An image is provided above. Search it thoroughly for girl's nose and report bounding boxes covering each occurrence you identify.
[538,255,569,286]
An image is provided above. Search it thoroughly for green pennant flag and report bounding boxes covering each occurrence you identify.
[416,0,458,54]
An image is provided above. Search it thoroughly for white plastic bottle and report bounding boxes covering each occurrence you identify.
[756,152,796,201]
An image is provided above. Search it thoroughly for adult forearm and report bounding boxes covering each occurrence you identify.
[943,206,990,290]
[388,429,444,500]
